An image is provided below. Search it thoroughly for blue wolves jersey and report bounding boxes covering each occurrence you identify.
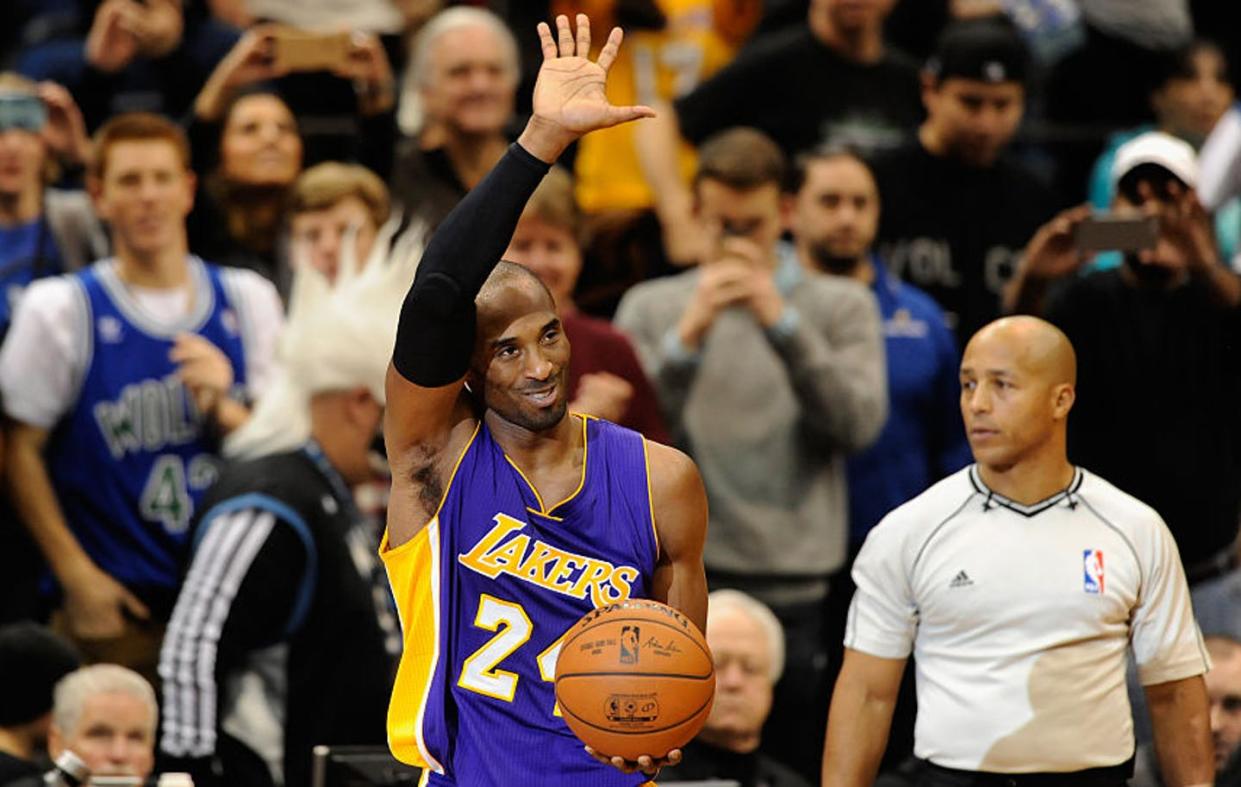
[383,416,661,786]
[46,258,248,596]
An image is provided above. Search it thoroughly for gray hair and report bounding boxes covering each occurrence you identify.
[708,589,786,683]
[399,7,520,135]
[409,7,519,89]
[52,665,157,736]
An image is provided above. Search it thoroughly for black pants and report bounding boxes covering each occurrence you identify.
[916,760,1132,787]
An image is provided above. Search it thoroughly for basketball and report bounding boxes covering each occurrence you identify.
[554,599,715,761]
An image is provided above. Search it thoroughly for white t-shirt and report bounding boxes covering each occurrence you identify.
[847,465,1207,773]
[0,259,283,429]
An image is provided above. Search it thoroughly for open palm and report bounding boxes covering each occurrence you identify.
[532,15,654,138]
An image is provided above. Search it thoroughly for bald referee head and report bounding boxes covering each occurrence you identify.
[960,316,1076,480]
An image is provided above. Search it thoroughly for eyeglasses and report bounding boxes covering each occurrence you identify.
[0,93,48,133]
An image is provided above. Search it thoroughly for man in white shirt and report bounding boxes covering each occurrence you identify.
[822,316,1212,786]
[0,113,282,683]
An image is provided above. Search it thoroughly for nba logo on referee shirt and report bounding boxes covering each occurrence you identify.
[1083,550,1105,594]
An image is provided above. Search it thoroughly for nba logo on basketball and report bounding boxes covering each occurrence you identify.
[619,626,640,664]
[1083,549,1105,594]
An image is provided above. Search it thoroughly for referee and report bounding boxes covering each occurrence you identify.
[823,316,1212,786]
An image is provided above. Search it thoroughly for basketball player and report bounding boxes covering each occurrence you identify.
[823,316,1212,786]
[381,14,708,786]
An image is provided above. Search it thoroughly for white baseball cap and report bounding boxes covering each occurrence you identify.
[1111,131,1198,189]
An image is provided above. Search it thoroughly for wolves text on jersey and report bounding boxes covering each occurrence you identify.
[458,513,639,608]
[93,373,204,460]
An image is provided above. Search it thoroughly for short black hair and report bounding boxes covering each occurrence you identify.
[1152,38,1229,91]
[0,623,80,726]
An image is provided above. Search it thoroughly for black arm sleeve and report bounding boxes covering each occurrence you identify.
[391,142,551,387]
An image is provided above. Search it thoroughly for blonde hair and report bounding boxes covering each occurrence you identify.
[52,665,157,736]
[521,167,580,240]
[289,162,391,230]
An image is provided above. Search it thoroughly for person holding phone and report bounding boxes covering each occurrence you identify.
[0,74,106,341]
[185,24,397,285]
[616,126,886,781]
[1005,131,1241,630]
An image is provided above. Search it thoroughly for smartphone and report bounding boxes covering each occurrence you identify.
[273,29,351,73]
[1073,213,1158,252]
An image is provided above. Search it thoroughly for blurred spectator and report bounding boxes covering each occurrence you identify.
[658,589,811,787]
[16,0,239,133]
[565,0,762,316]
[1131,635,1241,787]
[0,74,106,340]
[790,147,969,548]
[287,161,393,283]
[159,241,413,787]
[230,0,404,35]
[615,127,885,780]
[46,665,157,785]
[0,113,282,683]
[637,0,921,265]
[1005,131,1241,587]
[789,146,967,773]
[569,0,760,215]
[0,623,80,783]
[1087,40,1237,267]
[186,26,396,285]
[501,166,669,441]
[391,7,519,229]
[1198,87,1241,271]
[1046,0,1194,132]
[871,16,1058,344]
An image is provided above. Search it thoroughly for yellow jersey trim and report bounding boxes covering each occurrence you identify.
[503,413,589,516]
[642,437,660,560]
[384,519,445,774]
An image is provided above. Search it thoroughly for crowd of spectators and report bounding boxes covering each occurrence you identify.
[3,0,1241,785]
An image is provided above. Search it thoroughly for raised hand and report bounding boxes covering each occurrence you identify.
[1017,204,1093,282]
[85,0,140,73]
[518,14,655,162]
[37,82,91,166]
[170,333,236,420]
[194,25,286,121]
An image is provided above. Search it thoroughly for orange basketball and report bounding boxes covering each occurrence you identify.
[554,599,715,761]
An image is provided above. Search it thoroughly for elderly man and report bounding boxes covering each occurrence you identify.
[659,590,811,787]
[47,665,158,785]
[391,6,520,229]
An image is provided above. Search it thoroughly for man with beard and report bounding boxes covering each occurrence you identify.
[1005,130,1241,596]
[790,147,969,553]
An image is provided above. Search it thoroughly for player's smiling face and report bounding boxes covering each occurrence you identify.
[472,278,571,432]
